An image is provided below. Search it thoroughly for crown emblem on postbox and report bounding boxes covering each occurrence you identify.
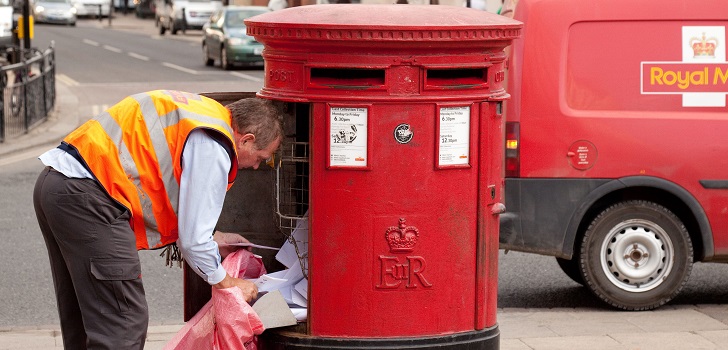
[385,218,419,253]
[690,32,718,57]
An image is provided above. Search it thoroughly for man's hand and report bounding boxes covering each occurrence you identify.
[213,231,252,259]
[213,273,258,303]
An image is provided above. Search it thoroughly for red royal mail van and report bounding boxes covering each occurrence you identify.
[500,0,728,310]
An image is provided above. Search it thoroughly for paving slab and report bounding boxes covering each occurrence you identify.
[0,330,60,349]
[500,338,533,350]
[623,309,728,333]
[696,329,728,347]
[611,331,719,350]
[498,310,560,339]
[520,335,623,350]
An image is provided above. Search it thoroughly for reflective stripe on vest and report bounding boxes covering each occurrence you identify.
[63,90,238,250]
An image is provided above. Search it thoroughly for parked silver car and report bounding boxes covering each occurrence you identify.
[156,0,221,35]
[33,0,76,25]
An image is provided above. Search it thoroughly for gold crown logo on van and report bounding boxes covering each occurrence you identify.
[691,33,718,57]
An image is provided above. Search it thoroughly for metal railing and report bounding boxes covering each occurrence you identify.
[0,43,56,143]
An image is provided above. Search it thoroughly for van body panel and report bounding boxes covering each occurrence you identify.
[500,178,611,258]
[502,0,728,261]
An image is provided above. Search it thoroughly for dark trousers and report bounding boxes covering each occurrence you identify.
[33,167,149,349]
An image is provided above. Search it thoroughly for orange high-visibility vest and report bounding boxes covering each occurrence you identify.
[63,90,239,250]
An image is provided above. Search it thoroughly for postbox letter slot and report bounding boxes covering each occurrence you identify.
[309,68,385,88]
[426,68,488,88]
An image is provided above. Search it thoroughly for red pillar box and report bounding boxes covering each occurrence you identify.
[246,5,521,349]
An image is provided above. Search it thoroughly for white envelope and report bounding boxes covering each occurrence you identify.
[276,213,309,268]
[254,269,288,292]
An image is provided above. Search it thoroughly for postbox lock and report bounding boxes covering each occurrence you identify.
[394,123,413,144]
[488,184,496,199]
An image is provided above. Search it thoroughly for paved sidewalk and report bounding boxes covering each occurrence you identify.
[0,324,183,350]
[498,305,728,350]
[3,305,728,349]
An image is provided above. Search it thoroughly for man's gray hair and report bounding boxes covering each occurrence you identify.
[227,97,284,150]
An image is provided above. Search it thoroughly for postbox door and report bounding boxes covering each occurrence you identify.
[309,101,481,338]
[476,101,505,330]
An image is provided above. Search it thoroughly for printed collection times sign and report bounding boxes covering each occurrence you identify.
[438,106,471,167]
[329,107,368,167]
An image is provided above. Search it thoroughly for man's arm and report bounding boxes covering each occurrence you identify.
[177,129,258,302]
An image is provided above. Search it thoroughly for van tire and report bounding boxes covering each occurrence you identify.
[555,257,584,286]
[579,200,693,311]
[159,22,166,35]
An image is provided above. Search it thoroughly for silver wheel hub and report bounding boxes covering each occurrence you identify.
[600,219,674,292]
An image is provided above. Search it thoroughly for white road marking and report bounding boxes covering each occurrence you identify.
[83,39,100,46]
[56,74,80,87]
[229,72,263,82]
[91,104,110,116]
[128,52,150,61]
[103,45,122,53]
[162,62,198,75]
[0,145,52,167]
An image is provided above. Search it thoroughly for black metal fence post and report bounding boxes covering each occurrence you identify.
[181,7,186,34]
[21,0,30,51]
[0,70,5,143]
[0,44,56,143]
[21,64,27,133]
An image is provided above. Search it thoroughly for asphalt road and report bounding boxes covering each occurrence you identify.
[31,15,266,127]
[0,155,187,327]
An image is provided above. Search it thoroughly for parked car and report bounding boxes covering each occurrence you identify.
[113,0,135,10]
[33,0,76,25]
[201,6,268,70]
[74,0,109,17]
[0,0,12,48]
[156,0,221,35]
[135,0,154,18]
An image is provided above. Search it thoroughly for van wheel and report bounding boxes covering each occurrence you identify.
[579,200,693,310]
[202,43,213,66]
[555,257,584,286]
[159,22,166,35]
[171,22,178,35]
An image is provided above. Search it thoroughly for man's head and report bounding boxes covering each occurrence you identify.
[226,97,284,169]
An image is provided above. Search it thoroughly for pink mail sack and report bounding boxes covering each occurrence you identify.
[164,249,267,350]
